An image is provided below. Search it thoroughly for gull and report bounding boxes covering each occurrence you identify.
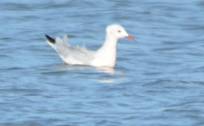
[45,24,134,68]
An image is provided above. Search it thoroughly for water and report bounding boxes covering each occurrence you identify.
[0,0,204,125]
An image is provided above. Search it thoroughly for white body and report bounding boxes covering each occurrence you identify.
[46,24,131,68]
[91,34,118,67]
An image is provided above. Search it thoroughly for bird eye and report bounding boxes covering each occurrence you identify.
[118,30,121,33]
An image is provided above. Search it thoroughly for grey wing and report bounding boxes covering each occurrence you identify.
[55,42,94,64]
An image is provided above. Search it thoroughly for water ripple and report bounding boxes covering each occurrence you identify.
[0,0,204,126]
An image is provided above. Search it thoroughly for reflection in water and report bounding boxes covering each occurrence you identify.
[96,66,116,75]
[97,78,115,84]
[39,63,92,73]
[41,63,117,75]
[39,64,126,84]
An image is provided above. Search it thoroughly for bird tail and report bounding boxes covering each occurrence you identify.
[45,34,57,50]
[45,34,70,62]
[45,34,69,47]
[45,34,70,57]
[45,34,56,44]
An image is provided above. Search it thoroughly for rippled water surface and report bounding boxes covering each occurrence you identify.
[1,0,204,125]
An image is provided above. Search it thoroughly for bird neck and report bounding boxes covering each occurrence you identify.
[92,33,119,67]
[95,34,118,67]
[102,33,118,49]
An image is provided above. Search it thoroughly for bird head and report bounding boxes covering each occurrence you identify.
[106,24,134,41]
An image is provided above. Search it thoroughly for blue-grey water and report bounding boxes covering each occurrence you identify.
[0,0,204,126]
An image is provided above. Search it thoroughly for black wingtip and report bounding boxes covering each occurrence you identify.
[45,34,56,44]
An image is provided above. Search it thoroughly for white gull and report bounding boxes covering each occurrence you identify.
[45,24,134,68]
